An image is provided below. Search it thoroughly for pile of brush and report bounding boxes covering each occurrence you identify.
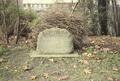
[38,11,89,50]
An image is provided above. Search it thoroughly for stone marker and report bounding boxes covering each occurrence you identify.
[30,27,79,57]
[36,28,74,54]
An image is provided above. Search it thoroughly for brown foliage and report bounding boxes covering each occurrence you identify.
[37,11,88,49]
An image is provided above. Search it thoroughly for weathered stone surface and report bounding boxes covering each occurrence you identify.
[36,28,74,54]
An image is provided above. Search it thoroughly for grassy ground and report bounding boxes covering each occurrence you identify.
[0,46,120,81]
[0,36,120,81]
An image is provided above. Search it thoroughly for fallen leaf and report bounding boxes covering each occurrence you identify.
[95,45,100,49]
[73,64,77,68]
[82,52,88,56]
[87,53,92,57]
[90,79,94,81]
[82,47,86,50]
[83,60,89,65]
[91,41,95,44]
[93,51,98,54]
[102,48,110,52]
[84,68,92,74]
[30,75,37,80]
[80,60,89,65]
[112,67,119,71]
[4,66,9,69]
[107,77,113,81]
[96,60,102,63]
[43,73,49,78]
[23,65,31,71]
[0,58,4,63]
[14,70,18,72]
[82,52,94,58]
[59,75,69,81]
[48,59,54,62]
[51,71,61,75]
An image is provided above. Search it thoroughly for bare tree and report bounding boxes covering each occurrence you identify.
[16,0,20,44]
[70,0,80,16]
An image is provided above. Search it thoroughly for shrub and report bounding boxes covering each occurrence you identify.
[20,9,37,22]
[29,17,41,28]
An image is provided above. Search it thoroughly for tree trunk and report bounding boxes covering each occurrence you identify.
[111,0,119,36]
[98,0,108,35]
[16,0,20,44]
[1,0,9,44]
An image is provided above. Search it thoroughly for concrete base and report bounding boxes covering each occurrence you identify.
[30,51,79,57]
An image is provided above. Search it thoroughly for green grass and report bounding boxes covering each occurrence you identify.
[0,46,8,56]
